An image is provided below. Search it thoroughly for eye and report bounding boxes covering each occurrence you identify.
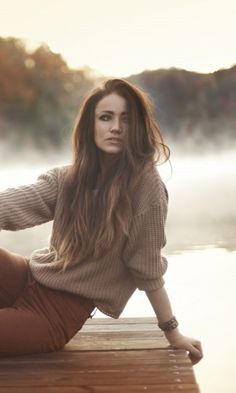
[99,114,111,121]
[122,114,129,123]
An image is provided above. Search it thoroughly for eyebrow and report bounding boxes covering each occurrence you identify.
[98,110,128,115]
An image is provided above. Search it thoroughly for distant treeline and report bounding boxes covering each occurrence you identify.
[0,37,95,148]
[0,37,235,150]
[129,66,236,149]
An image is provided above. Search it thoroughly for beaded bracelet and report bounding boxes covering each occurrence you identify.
[158,316,178,331]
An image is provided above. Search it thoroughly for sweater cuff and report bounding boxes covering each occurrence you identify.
[134,276,165,291]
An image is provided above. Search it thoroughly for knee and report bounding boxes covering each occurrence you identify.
[0,248,25,266]
[0,247,11,263]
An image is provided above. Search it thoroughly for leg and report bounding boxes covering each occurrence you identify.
[0,307,60,356]
[0,248,29,308]
[0,279,94,357]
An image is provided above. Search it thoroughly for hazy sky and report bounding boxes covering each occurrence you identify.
[0,0,235,77]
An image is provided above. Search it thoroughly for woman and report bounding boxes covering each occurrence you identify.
[0,78,203,363]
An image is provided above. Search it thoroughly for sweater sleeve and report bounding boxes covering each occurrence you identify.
[0,167,59,231]
[123,188,168,291]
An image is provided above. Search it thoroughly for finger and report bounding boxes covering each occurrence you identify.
[192,341,204,359]
[189,351,203,365]
[188,344,203,365]
[195,341,203,358]
[189,352,201,365]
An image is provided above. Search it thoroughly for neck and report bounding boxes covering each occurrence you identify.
[98,153,120,182]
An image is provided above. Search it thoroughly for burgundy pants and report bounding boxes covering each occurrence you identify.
[0,248,95,357]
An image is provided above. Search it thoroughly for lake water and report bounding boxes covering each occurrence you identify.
[0,150,235,393]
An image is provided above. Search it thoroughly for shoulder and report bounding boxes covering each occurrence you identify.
[132,166,168,216]
[38,165,71,181]
[37,165,71,189]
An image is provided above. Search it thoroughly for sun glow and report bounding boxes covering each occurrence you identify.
[0,0,235,76]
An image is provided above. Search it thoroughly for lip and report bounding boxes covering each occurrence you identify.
[106,137,123,143]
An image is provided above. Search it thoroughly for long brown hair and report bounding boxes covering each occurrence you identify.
[54,78,169,268]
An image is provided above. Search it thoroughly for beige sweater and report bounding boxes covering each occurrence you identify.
[0,165,168,318]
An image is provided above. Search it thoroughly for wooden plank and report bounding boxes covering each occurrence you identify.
[0,317,200,393]
[0,385,200,393]
[66,331,167,351]
[0,374,196,387]
[65,317,168,351]
[0,349,191,367]
[81,323,159,332]
[85,317,157,325]
[0,350,196,384]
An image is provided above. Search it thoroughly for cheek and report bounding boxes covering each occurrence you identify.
[94,125,101,143]
[124,123,129,133]
[95,123,107,139]
[122,124,129,139]
[94,120,100,139]
[94,123,105,148]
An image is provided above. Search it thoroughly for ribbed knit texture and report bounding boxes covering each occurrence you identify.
[0,165,168,318]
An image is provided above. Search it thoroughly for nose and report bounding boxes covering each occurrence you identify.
[110,118,122,134]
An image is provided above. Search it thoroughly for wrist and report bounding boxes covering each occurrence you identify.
[164,327,181,339]
[158,316,178,332]
[157,316,182,343]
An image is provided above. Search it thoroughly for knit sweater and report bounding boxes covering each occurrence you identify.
[0,165,168,318]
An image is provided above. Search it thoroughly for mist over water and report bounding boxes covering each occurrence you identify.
[0,146,235,254]
[162,150,236,253]
[0,146,236,393]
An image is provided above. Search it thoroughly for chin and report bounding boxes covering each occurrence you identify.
[103,148,122,154]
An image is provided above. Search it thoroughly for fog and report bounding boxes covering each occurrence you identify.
[0,146,235,255]
[161,150,236,253]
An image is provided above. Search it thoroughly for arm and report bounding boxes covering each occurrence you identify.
[124,172,203,364]
[146,286,203,365]
[0,168,59,231]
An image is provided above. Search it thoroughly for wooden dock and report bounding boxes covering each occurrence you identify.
[0,317,200,392]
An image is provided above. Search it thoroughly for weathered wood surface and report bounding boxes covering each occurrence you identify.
[0,317,200,393]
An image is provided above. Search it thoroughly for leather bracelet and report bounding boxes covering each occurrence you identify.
[158,316,178,331]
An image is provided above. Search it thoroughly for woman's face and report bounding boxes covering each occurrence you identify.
[94,92,128,155]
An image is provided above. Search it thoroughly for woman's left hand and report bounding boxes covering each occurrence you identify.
[165,331,203,365]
